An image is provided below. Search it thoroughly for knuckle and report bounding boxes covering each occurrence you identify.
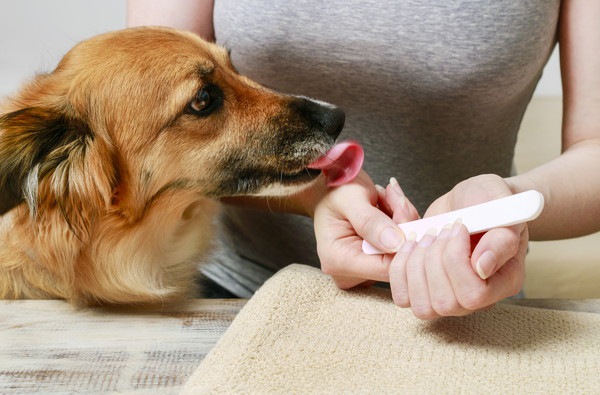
[392,290,410,308]
[507,233,521,254]
[431,297,461,316]
[457,285,490,311]
[498,228,520,254]
[412,304,438,320]
[506,274,525,297]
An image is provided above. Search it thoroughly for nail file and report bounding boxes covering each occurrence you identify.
[362,190,545,255]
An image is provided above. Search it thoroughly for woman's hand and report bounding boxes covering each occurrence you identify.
[388,174,529,319]
[312,171,418,289]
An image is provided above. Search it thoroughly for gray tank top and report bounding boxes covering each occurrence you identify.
[202,0,560,297]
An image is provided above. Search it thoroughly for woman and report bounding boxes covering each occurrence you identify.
[128,0,600,319]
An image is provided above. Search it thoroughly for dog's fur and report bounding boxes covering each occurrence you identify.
[0,27,344,306]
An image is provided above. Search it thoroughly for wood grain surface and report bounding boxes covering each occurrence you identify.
[0,299,246,394]
[2,298,599,393]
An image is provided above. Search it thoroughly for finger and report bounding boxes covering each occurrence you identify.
[314,179,404,284]
[375,184,393,217]
[348,203,406,254]
[316,223,395,284]
[471,224,525,280]
[482,226,529,299]
[485,253,526,300]
[387,177,420,223]
[330,275,377,290]
[424,224,471,317]
[319,251,392,287]
[406,231,438,320]
[389,236,417,307]
[443,223,523,310]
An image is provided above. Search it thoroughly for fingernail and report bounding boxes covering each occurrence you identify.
[380,227,405,252]
[401,239,416,252]
[398,195,407,209]
[437,223,453,239]
[418,228,437,247]
[476,250,497,279]
[375,184,386,194]
[426,227,438,236]
[389,177,404,195]
[450,218,463,237]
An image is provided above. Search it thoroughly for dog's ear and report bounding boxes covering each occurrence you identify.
[0,107,69,214]
[0,107,117,230]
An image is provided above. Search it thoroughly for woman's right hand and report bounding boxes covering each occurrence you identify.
[313,171,418,289]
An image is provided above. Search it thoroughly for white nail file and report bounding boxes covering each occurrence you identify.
[362,190,544,255]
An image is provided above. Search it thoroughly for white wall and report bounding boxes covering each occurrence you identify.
[535,47,562,97]
[0,0,562,98]
[0,0,126,97]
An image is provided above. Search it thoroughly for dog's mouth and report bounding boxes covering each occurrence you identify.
[218,141,364,197]
[276,140,364,186]
[278,167,322,183]
[278,140,364,183]
[306,140,364,186]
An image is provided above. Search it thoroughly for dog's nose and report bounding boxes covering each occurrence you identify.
[321,106,345,139]
[290,97,346,139]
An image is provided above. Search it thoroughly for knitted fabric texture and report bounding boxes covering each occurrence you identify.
[183,264,600,394]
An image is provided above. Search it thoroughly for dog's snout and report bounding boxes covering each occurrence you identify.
[321,106,345,138]
[289,98,345,139]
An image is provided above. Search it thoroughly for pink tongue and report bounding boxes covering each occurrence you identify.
[307,140,364,187]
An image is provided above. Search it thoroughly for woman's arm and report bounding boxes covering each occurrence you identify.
[126,0,215,41]
[506,0,600,240]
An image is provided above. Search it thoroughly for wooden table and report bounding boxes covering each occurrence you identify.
[1,298,599,394]
[0,299,246,394]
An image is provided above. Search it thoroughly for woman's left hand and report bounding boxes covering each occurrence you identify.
[388,174,529,320]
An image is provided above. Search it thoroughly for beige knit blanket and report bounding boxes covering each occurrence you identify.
[182,264,600,394]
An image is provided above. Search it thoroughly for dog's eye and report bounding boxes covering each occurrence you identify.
[186,84,223,116]
[191,89,210,112]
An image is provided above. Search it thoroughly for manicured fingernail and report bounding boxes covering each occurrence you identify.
[437,223,453,239]
[389,177,404,195]
[476,250,497,279]
[375,184,386,194]
[398,195,407,209]
[380,227,405,252]
[418,228,437,247]
[401,239,416,252]
[450,218,463,237]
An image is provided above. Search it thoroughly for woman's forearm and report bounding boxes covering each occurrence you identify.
[509,1,600,241]
[506,140,600,240]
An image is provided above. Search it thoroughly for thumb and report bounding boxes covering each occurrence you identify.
[350,205,406,253]
[471,224,527,279]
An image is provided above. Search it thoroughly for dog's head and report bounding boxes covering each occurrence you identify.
[0,27,345,224]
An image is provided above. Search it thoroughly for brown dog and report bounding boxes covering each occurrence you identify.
[0,27,345,306]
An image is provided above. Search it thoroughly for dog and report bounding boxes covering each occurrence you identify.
[0,27,345,306]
